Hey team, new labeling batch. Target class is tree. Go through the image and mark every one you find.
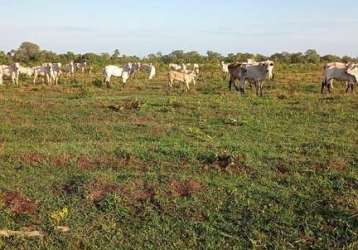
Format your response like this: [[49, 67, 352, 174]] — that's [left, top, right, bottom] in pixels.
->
[[207, 50, 222, 62], [305, 49, 320, 64], [0, 50, 9, 64], [112, 49, 120, 58], [14, 42, 41, 62]]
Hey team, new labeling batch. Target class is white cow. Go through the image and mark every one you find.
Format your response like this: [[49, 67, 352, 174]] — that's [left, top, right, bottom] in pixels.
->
[[51, 63, 62, 85], [63, 61, 75, 77], [142, 63, 156, 80], [75, 62, 88, 73], [0, 63, 20, 85], [229, 61, 274, 96], [103, 65, 131, 87], [19, 66, 34, 78], [322, 62, 358, 94], [168, 70, 197, 92], [33, 64, 54, 85], [169, 63, 183, 71], [220, 61, 230, 76]]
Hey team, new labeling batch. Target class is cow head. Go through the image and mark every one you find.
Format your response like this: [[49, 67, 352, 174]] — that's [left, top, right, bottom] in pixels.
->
[[346, 63, 358, 82], [13, 62, 21, 71], [260, 60, 275, 80]]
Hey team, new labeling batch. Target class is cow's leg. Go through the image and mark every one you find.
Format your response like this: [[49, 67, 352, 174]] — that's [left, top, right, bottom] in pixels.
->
[[239, 79, 245, 95], [260, 82, 264, 97], [0, 74, 3, 85], [346, 82, 354, 93], [327, 80, 332, 94], [232, 77, 240, 91], [255, 81, 259, 96], [321, 80, 326, 94], [185, 80, 190, 92], [105, 75, 111, 88], [229, 77, 233, 90]]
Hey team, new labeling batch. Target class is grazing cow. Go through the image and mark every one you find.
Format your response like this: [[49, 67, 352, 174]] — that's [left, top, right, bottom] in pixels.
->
[[33, 64, 54, 85], [168, 70, 197, 91], [0, 63, 21, 85], [322, 62, 358, 94], [103, 65, 131, 87], [229, 61, 274, 96]]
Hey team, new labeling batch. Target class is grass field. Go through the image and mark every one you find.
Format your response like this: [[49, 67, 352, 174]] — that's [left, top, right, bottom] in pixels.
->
[[0, 65, 357, 249]]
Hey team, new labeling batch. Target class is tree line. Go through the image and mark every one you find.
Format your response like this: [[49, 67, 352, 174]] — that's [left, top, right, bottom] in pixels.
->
[[1, 42, 357, 67]]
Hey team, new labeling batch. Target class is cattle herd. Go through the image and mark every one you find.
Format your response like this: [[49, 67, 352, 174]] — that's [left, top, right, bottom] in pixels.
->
[[0, 59, 357, 96]]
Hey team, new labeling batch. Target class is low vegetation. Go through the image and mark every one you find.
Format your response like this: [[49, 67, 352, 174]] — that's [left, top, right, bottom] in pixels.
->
[[0, 54, 357, 249]]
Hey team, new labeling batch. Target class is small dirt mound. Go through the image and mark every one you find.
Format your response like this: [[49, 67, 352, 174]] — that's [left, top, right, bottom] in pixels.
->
[[276, 163, 290, 175], [199, 152, 251, 174], [1, 191, 38, 215], [168, 179, 203, 198], [120, 180, 156, 204], [314, 159, 347, 172], [61, 175, 87, 196], [86, 180, 119, 203]]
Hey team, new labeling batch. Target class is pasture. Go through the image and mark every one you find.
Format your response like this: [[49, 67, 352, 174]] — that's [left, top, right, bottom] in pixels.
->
[[0, 64, 357, 249]]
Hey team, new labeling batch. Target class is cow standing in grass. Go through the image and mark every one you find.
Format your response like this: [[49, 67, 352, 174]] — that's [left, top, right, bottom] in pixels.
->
[[168, 70, 197, 92], [103, 65, 131, 87], [229, 61, 274, 96], [63, 61, 75, 78], [33, 63, 54, 85], [142, 63, 156, 80], [0, 63, 21, 85], [321, 62, 358, 94]]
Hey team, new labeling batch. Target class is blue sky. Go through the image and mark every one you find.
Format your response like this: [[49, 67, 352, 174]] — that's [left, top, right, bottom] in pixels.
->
[[0, 0, 357, 56]]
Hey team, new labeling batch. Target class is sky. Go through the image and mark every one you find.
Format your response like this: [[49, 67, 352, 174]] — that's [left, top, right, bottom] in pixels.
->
[[0, 0, 357, 57]]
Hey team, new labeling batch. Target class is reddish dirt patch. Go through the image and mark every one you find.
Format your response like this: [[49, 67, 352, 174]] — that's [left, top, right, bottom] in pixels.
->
[[51, 154, 71, 167], [328, 160, 347, 172], [19, 153, 47, 166], [76, 154, 146, 171], [168, 179, 203, 198], [313, 159, 347, 172], [1, 191, 38, 215], [86, 180, 119, 203]]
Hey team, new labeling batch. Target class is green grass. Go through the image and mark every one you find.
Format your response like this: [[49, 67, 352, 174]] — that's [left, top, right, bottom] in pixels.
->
[[0, 67, 357, 249]]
